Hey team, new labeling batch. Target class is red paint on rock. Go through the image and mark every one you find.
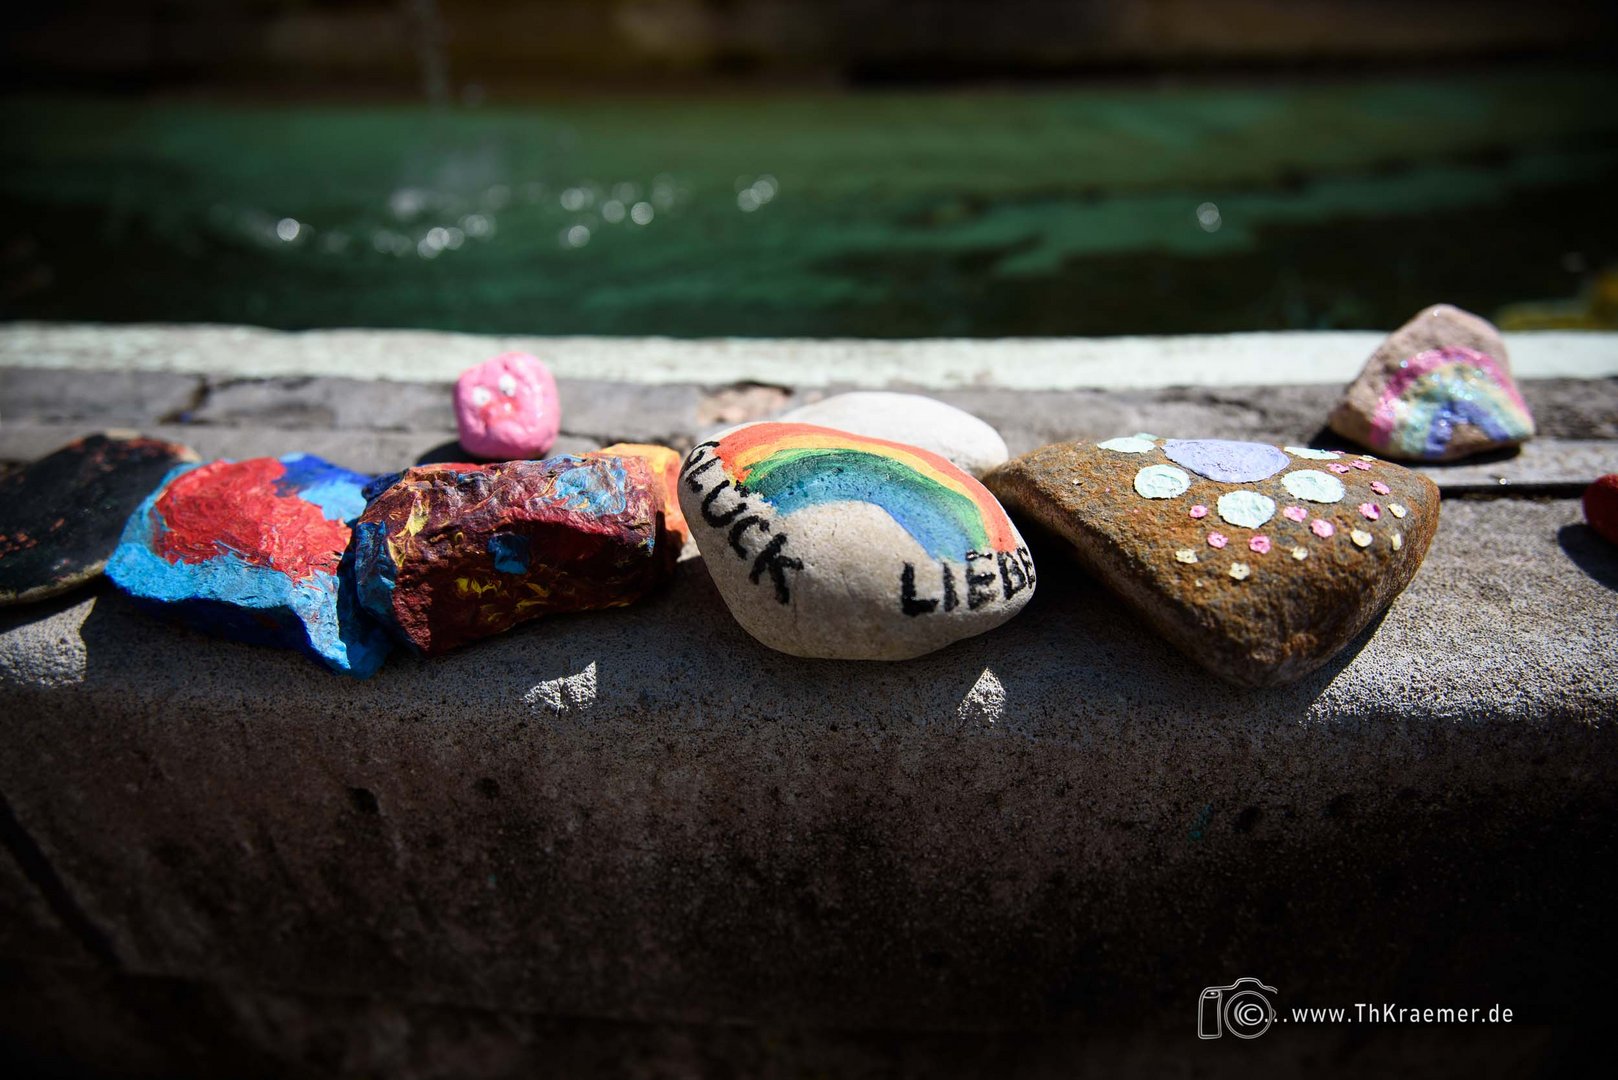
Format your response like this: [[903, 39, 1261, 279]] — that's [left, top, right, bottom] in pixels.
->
[[153, 458, 350, 580], [1585, 474, 1618, 546]]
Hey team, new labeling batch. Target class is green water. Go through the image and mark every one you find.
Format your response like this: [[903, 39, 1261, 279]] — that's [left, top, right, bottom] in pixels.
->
[[2, 68, 1615, 336]]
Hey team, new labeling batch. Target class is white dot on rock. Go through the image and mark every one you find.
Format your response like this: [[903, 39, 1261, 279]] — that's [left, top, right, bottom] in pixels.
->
[[1216, 490, 1276, 529], [1134, 464, 1191, 499], [1099, 435, 1156, 454], [1282, 469, 1346, 503]]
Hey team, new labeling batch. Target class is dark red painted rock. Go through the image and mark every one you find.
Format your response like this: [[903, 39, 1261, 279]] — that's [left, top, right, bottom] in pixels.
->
[[353, 454, 679, 655], [0, 432, 198, 605], [1585, 474, 1618, 547]]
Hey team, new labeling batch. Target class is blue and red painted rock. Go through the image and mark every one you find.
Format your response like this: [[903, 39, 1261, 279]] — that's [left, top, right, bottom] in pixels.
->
[[353, 454, 679, 655], [106, 454, 392, 677], [1329, 305, 1535, 462], [1585, 474, 1618, 547], [0, 433, 199, 605], [984, 436, 1440, 687]]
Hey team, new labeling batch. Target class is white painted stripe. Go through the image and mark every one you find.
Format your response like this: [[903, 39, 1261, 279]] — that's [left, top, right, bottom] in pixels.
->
[[2, 322, 1614, 389]]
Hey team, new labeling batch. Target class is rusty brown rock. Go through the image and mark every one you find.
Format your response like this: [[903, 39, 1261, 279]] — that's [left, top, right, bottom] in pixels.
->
[[984, 437, 1440, 687]]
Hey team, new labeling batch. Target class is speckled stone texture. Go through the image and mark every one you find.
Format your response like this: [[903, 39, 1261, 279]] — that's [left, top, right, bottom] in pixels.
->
[[353, 455, 679, 655], [1329, 304, 1536, 462], [985, 438, 1439, 687], [0, 432, 198, 605], [680, 423, 1034, 660]]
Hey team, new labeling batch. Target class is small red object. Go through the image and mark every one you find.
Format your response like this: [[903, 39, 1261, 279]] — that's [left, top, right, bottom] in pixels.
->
[[1585, 474, 1618, 546]]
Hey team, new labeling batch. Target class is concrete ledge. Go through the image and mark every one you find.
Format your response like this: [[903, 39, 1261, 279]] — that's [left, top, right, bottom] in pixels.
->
[[2, 497, 1616, 1032], [4, 322, 1616, 388], [3, 327, 1618, 1069]]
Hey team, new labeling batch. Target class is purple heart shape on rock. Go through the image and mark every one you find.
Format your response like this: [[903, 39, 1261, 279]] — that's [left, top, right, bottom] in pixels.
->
[[1162, 439, 1289, 483]]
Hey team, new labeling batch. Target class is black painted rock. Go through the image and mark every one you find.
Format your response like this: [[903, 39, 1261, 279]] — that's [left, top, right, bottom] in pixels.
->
[[0, 432, 198, 605], [984, 436, 1441, 687]]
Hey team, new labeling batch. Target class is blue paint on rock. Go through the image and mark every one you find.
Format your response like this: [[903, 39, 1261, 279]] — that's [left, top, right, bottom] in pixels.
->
[[106, 457, 392, 678], [488, 532, 531, 574], [1162, 439, 1289, 484]]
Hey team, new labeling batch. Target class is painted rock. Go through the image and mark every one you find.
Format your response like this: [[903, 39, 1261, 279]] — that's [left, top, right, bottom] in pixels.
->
[[778, 391, 1009, 476], [679, 423, 1035, 661], [1328, 304, 1535, 461], [106, 455, 392, 677], [1585, 474, 1618, 547], [590, 442, 689, 545], [353, 454, 678, 655], [0, 433, 199, 605], [984, 436, 1440, 687], [454, 351, 561, 460]]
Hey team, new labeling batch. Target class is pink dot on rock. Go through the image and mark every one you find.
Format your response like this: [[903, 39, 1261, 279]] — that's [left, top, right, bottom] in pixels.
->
[[1359, 502, 1381, 520], [1249, 535, 1271, 554], [1351, 460, 1373, 470], [1207, 532, 1228, 549], [1370, 481, 1391, 495], [1282, 505, 1307, 522], [454, 352, 561, 460], [1328, 463, 1351, 474], [1189, 505, 1208, 519], [1311, 519, 1335, 538]]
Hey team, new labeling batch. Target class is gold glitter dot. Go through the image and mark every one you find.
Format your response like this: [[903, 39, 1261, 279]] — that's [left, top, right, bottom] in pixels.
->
[[1229, 562, 1251, 581], [1290, 546, 1309, 560], [1389, 503, 1407, 518], [1174, 548, 1198, 564], [1351, 529, 1373, 548], [1390, 531, 1403, 550], [1359, 454, 1376, 461]]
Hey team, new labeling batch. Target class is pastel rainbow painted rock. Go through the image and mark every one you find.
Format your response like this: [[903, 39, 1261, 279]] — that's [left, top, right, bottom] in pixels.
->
[[0, 432, 198, 606], [454, 351, 561, 460], [984, 436, 1440, 687], [679, 422, 1035, 661], [353, 454, 679, 655], [1329, 304, 1535, 462], [106, 454, 392, 677]]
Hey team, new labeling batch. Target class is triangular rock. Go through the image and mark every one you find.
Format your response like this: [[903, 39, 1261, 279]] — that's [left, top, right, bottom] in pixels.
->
[[984, 437, 1440, 687], [1329, 304, 1535, 461]]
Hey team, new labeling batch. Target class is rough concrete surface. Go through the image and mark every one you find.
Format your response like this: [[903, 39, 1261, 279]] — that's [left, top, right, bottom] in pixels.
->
[[1, 499, 1615, 1033], [2, 334, 1617, 1075]]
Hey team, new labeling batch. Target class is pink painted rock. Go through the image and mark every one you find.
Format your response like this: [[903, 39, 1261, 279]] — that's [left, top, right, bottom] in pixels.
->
[[454, 352, 561, 460]]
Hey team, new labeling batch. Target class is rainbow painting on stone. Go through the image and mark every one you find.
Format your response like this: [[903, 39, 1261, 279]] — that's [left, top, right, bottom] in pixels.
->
[[1368, 345, 1535, 460], [712, 423, 1020, 559]]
